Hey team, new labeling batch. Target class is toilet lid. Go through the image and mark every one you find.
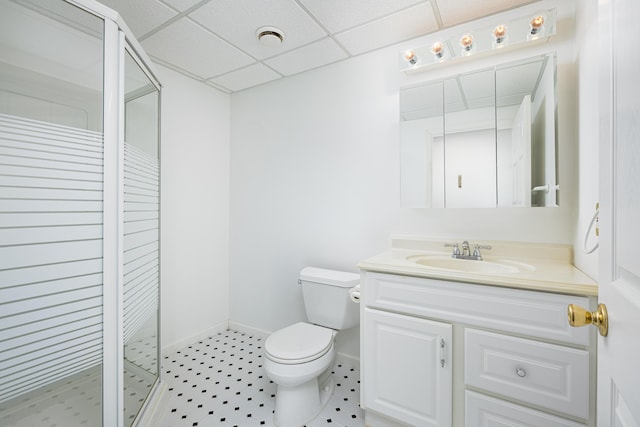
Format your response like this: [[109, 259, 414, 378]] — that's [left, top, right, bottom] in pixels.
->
[[265, 322, 333, 364]]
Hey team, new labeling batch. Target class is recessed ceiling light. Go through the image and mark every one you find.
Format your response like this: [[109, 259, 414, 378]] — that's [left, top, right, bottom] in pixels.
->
[[256, 26, 284, 46]]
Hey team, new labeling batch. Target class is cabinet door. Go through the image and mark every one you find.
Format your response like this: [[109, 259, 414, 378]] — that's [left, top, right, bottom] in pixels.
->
[[362, 308, 452, 426]]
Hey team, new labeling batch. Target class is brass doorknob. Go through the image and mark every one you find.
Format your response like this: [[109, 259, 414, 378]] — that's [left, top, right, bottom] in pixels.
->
[[567, 303, 608, 337]]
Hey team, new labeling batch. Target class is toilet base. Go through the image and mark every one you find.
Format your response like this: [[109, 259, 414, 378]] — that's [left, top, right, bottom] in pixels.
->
[[273, 373, 334, 427]]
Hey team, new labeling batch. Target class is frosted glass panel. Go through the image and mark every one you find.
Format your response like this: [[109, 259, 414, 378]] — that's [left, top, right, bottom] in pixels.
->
[[0, 1, 104, 424]]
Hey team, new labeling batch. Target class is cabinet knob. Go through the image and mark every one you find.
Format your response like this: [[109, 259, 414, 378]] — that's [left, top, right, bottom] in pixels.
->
[[515, 368, 527, 378], [567, 303, 608, 337]]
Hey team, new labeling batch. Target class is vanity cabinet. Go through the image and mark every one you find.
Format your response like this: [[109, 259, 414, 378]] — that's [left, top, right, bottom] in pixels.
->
[[360, 271, 596, 427]]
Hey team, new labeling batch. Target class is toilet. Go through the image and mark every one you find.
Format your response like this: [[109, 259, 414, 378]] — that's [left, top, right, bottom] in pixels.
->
[[264, 267, 360, 427]]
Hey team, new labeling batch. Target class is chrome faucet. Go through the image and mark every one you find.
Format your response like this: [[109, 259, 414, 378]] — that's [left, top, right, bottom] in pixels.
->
[[461, 240, 471, 257], [445, 241, 492, 260]]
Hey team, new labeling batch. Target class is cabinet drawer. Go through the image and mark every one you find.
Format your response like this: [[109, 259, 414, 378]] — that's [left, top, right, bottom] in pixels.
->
[[364, 272, 591, 345], [465, 329, 589, 419], [465, 390, 586, 427]]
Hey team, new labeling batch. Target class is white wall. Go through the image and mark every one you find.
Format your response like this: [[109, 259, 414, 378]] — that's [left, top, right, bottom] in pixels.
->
[[159, 64, 231, 352], [229, 1, 581, 358], [573, 0, 600, 279]]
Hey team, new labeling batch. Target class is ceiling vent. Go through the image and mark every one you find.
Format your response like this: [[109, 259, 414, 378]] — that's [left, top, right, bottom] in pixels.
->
[[256, 26, 285, 46]]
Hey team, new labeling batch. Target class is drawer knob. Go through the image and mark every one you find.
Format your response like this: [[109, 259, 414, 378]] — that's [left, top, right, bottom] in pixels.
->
[[515, 368, 527, 378], [567, 303, 608, 337]]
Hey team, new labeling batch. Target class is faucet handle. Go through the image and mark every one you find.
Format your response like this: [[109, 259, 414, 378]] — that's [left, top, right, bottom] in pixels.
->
[[444, 243, 460, 256], [472, 244, 492, 259], [474, 244, 492, 251]]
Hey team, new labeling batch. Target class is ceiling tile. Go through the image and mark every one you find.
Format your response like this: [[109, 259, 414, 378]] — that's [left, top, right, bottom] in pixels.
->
[[95, 0, 547, 93], [434, 0, 536, 27], [141, 18, 255, 79], [336, 2, 439, 56], [189, 0, 327, 60], [298, 0, 427, 33], [98, 0, 177, 37], [209, 63, 282, 92], [160, 0, 201, 12], [264, 37, 348, 76]]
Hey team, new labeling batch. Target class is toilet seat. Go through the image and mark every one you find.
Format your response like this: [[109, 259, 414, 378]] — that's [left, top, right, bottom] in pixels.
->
[[265, 322, 333, 365]]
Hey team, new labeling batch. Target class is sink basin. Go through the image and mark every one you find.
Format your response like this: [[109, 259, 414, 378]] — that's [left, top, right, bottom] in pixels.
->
[[406, 254, 534, 275]]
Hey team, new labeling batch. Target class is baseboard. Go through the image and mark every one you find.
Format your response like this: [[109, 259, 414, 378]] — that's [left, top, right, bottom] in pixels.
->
[[227, 320, 271, 339], [162, 320, 229, 356], [336, 351, 360, 368]]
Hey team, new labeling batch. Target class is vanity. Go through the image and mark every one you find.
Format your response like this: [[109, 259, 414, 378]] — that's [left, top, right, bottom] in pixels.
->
[[358, 237, 598, 427]]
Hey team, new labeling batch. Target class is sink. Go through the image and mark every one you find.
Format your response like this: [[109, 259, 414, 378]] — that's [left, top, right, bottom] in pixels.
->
[[406, 254, 534, 275]]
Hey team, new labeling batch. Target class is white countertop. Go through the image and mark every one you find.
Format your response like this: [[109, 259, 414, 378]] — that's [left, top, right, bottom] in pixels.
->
[[357, 237, 598, 297]]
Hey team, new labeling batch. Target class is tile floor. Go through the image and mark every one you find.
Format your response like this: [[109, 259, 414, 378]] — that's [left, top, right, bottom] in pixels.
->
[[0, 329, 364, 427], [158, 329, 365, 427], [0, 363, 152, 427]]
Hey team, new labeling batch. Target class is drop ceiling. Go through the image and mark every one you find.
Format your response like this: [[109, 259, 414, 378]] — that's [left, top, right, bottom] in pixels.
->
[[97, 0, 538, 93]]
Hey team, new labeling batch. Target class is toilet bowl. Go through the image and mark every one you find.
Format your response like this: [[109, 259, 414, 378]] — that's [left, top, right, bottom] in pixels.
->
[[263, 267, 360, 427], [264, 322, 336, 427]]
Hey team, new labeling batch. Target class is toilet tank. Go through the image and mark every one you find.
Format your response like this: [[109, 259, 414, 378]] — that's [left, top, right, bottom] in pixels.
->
[[299, 267, 360, 330]]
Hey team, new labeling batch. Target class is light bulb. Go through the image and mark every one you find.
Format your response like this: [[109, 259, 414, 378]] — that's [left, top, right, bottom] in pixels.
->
[[529, 15, 545, 37], [404, 49, 418, 65], [493, 25, 507, 44], [493, 25, 507, 46], [460, 35, 474, 55], [431, 42, 445, 60]]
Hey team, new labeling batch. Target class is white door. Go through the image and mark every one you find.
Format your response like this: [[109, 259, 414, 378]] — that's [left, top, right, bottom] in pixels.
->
[[597, 0, 640, 424]]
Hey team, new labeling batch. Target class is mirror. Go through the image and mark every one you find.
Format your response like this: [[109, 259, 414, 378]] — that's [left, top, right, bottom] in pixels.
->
[[122, 50, 160, 425], [400, 53, 557, 208]]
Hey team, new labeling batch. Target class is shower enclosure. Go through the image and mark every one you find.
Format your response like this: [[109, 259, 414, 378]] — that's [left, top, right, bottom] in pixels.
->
[[0, 0, 161, 426]]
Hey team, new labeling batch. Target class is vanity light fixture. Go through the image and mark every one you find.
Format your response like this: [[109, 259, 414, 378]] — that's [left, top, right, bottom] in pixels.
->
[[399, 8, 555, 73], [257, 26, 285, 46], [492, 25, 508, 47], [403, 49, 418, 65], [431, 41, 445, 61], [460, 34, 474, 55]]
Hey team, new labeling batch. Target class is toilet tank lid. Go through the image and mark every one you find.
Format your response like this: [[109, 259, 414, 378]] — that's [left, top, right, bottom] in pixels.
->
[[299, 267, 360, 288]]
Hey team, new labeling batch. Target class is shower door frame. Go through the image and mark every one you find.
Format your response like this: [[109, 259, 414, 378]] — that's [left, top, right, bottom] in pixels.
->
[[64, 1, 163, 425]]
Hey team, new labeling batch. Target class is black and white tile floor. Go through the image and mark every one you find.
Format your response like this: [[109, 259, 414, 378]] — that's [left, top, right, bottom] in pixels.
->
[[158, 329, 365, 427]]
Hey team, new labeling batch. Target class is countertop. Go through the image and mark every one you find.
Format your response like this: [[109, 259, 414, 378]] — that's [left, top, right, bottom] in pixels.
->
[[357, 237, 598, 297]]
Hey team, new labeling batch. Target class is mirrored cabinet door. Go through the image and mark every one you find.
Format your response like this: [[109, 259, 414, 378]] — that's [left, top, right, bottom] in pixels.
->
[[400, 81, 443, 208], [400, 53, 557, 208], [443, 68, 496, 208]]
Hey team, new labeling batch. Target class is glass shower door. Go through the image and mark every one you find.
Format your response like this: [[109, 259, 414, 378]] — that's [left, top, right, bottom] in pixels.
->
[[122, 49, 160, 425]]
